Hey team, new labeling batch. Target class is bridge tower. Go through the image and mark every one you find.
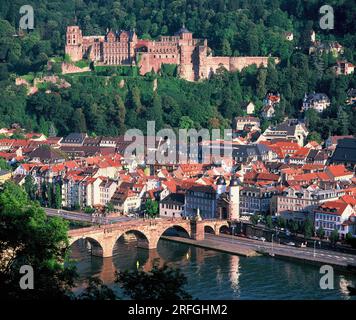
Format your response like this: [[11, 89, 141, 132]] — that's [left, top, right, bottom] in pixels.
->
[[229, 176, 240, 221], [190, 210, 204, 240]]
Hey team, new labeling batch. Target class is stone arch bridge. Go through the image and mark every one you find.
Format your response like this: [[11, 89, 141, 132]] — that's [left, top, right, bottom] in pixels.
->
[[68, 218, 230, 257]]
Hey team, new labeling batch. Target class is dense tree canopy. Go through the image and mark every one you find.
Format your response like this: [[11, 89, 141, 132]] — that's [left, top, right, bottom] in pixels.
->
[[0, 181, 76, 299], [0, 0, 355, 139]]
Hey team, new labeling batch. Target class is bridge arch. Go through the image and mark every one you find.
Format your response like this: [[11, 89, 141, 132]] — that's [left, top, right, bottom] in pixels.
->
[[148, 224, 191, 250], [160, 224, 191, 238], [219, 224, 230, 234], [204, 225, 216, 235], [114, 229, 150, 251], [68, 236, 104, 257]]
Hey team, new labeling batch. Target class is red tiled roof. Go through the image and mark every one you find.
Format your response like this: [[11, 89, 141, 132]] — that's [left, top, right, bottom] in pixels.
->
[[318, 200, 349, 215], [161, 179, 177, 193], [256, 172, 280, 181], [339, 195, 356, 207], [301, 164, 325, 172], [0, 139, 14, 146], [11, 139, 29, 147], [290, 147, 310, 159], [327, 165, 353, 178], [0, 152, 16, 160]]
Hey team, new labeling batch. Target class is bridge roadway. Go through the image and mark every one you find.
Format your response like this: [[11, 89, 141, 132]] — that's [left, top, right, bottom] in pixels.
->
[[44, 207, 133, 224]]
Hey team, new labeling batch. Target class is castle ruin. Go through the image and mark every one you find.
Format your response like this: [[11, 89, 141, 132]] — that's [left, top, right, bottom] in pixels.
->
[[65, 25, 273, 81]]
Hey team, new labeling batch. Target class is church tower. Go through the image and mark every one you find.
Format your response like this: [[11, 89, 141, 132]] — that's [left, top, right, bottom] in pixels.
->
[[216, 176, 227, 197], [65, 26, 83, 62], [229, 176, 240, 221]]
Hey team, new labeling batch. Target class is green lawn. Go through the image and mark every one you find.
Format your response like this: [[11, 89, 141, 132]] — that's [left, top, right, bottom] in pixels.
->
[[22, 74, 35, 82], [74, 60, 90, 69]]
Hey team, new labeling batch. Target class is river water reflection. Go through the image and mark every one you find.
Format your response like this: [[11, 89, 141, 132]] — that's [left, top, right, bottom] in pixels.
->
[[70, 238, 356, 300]]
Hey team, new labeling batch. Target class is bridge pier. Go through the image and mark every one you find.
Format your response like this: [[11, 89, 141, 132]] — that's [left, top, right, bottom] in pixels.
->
[[190, 221, 205, 241], [101, 238, 116, 258]]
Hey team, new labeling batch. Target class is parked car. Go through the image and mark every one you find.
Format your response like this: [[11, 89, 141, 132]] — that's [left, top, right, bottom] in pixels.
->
[[286, 242, 296, 247], [298, 242, 307, 248], [259, 237, 266, 242]]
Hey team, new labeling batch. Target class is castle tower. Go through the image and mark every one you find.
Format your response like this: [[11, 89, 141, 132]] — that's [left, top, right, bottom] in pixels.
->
[[65, 26, 83, 62], [198, 43, 208, 80], [229, 176, 240, 221], [176, 26, 195, 81], [178, 24, 193, 41], [129, 31, 138, 64]]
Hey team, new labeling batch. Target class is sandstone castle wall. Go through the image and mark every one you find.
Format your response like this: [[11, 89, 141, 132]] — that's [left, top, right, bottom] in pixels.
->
[[65, 26, 274, 81]]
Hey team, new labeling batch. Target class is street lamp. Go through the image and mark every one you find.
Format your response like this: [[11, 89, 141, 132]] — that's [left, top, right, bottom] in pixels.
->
[[271, 234, 275, 256], [313, 240, 316, 258]]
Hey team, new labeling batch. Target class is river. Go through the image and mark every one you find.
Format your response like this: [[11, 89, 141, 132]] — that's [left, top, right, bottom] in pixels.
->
[[70, 238, 356, 300]]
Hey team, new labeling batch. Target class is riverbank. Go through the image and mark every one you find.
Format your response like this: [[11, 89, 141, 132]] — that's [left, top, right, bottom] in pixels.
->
[[161, 236, 259, 257], [163, 234, 356, 273], [257, 248, 356, 273]]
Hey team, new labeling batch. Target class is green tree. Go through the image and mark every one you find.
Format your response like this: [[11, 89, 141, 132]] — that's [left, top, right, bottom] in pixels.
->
[[179, 116, 194, 130], [130, 86, 143, 114], [0, 182, 76, 299], [337, 108, 350, 136], [47, 183, 53, 208], [265, 215, 273, 229], [105, 202, 115, 214], [290, 220, 299, 236], [145, 198, 159, 218], [115, 95, 126, 134], [72, 108, 87, 133], [266, 60, 279, 91], [24, 175, 37, 201], [316, 227, 325, 239], [116, 264, 192, 300], [0, 158, 12, 171], [54, 183, 62, 209], [303, 218, 313, 239], [250, 214, 259, 225], [330, 229, 339, 245], [78, 277, 116, 300], [276, 217, 286, 229], [256, 68, 267, 99], [307, 131, 322, 144], [221, 38, 232, 56], [345, 232, 353, 243], [147, 94, 163, 130]]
